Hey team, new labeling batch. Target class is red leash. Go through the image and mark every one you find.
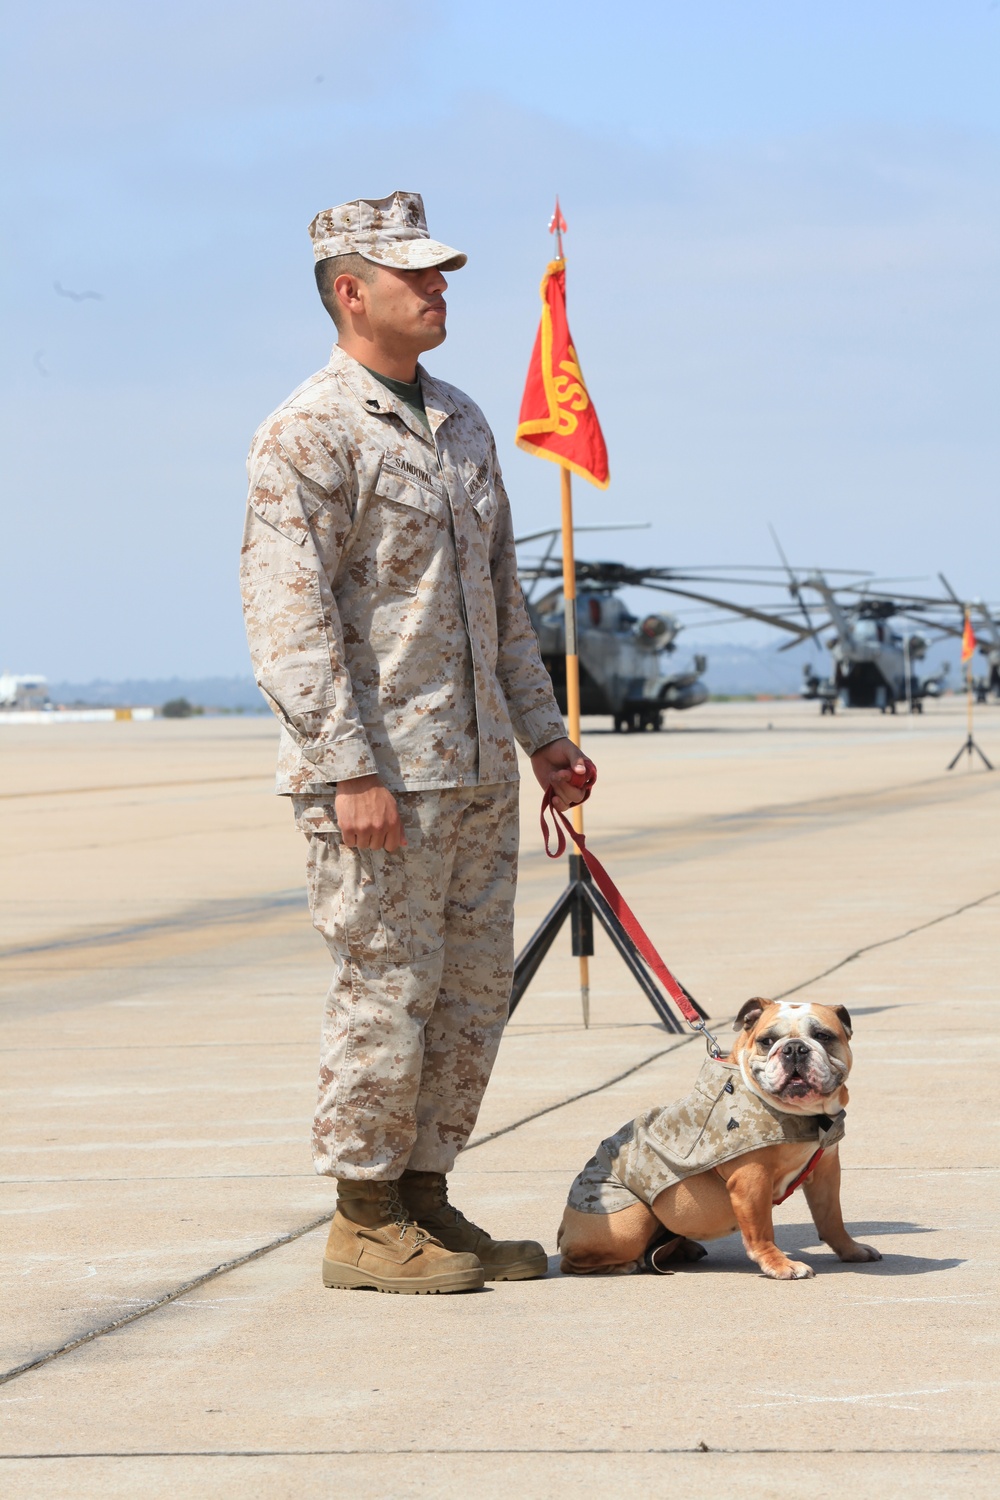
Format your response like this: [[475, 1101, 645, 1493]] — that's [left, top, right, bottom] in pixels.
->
[[542, 771, 824, 1198], [541, 774, 718, 1050]]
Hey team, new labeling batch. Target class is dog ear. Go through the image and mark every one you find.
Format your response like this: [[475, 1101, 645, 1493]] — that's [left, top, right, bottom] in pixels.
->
[[832, 1004, 853, 1038], [734, 997, 768, 1031]]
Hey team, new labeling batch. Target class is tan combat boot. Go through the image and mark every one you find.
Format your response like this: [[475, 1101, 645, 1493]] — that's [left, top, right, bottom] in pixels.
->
[[400, 1170, 548, 1282], [323, 1179, 484, 1294]]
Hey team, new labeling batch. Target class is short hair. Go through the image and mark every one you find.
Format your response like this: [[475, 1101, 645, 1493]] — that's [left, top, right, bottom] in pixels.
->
[[315, 253, 378, 330]]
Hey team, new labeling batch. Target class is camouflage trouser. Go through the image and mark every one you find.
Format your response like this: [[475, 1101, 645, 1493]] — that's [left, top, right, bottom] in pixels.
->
[[293, 784, 519, 1180]]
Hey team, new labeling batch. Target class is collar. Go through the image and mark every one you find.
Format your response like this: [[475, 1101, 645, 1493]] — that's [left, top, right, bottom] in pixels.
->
[[328, 344, 455, 443], [417, 365, 459, 438]]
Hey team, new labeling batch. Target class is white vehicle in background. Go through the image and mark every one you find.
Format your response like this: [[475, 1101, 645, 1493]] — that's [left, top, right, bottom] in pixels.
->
[[0, 673, 50, 711]]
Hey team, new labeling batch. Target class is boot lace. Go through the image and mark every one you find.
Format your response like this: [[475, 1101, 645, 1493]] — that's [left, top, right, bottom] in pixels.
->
[[384, 1180, 431, 1247], [429, 1176, 488, 1239]]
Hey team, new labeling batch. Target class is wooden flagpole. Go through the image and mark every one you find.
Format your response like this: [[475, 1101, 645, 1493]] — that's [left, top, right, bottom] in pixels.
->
[[550, 201, 590, 1025], [966, 610, 975, 747], [947, 606, 993, 770], [559, 462, 589, 1025], [509, 199, 711, 1033], [965, 609, 976, 764]]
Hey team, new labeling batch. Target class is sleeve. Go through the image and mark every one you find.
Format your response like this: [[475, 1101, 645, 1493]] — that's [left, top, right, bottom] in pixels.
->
[[487, 443, 568, 755], [240, 415, 378, 783]]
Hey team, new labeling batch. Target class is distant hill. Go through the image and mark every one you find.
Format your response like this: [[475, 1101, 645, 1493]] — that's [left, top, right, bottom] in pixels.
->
[[47, 676, 269, 711], [679, 640, 814, 696], [676, 636, 964, 697], [47, 634, 968, 711]]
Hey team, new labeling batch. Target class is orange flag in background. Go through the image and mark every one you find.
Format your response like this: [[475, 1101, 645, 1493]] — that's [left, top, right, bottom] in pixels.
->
[[961, 611, 977, 664], [515, 258, 609, 488]]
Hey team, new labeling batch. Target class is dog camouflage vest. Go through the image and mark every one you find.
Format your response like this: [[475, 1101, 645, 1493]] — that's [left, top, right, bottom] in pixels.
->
[[567, 1056, 847, 1215]]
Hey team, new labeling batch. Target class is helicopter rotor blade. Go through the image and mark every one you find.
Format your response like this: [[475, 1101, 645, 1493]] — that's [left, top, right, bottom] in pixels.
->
[[515, 523, 651, 546], [637, 581, 816, 638], [768, 524, 824, 647], [776, 618, 834, 652]]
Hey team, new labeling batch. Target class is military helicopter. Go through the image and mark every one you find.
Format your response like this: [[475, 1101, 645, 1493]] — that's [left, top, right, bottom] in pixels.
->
[[734, 533, 950, 714], [969, 608, 1000, 702], [517, 529, 965, 720], [789, 578, 949, 714], [517, 528, 709, 731], [617, 528, 958, 716]]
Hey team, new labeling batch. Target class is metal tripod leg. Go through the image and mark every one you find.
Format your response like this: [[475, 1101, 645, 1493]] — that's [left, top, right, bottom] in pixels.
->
[[508, 865, 704, 1034], [507, 882, 577, 1016], [947, 734, 994, 771], [580, 881, 684, 1033]]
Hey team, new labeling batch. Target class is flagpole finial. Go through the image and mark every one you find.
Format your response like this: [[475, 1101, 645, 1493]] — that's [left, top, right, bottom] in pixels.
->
[[548, 196, 567, 260]]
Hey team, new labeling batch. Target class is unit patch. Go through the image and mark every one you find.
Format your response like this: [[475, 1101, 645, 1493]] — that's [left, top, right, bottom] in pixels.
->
[[465, 459, 490, 500]]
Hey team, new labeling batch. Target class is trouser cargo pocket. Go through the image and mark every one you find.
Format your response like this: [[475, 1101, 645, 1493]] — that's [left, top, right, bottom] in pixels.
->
[[294, 799, 415, 965]]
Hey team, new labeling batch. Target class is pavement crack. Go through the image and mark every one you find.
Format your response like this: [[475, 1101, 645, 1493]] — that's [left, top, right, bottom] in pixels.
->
[[0, 1215, 331, 1389], [463, 1036, 698, 1151], [1, 1446, 996, 1458], [774, 887, 1000, 1000], [0, 1039, 698, 1390], [5, 884, 997, 1390]]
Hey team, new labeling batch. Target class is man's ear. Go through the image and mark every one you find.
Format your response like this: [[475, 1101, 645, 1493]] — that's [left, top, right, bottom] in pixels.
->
[[832, 1005, 853, 1038], [734, 997, 769, 1032]]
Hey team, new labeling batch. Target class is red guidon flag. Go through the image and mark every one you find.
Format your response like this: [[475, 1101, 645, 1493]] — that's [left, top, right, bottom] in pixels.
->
[[961, 611, 977, 664], [515, 258, 609, 488]]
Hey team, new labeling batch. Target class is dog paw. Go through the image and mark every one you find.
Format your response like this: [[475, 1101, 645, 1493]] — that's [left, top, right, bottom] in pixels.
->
[[838, 1241, 882, 1263], [760, 1258, 815, 1280]]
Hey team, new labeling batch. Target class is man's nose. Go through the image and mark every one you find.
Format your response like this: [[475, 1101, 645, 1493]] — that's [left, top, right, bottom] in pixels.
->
[[781, 1040, 811, 1066]]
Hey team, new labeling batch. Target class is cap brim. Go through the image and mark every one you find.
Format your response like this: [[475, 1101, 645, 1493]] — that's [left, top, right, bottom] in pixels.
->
[[361, 239, 467, 272]]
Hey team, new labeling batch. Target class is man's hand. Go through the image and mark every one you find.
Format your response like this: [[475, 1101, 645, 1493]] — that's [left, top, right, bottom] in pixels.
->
[[335, 774, 407, 851], [529, 738, 596, 811]]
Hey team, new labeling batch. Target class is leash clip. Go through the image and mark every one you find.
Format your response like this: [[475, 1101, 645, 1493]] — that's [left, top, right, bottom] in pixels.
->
[[692, 1019, 723, 1059]]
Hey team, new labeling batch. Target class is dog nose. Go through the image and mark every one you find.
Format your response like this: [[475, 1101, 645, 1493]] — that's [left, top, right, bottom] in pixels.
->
[[781, 1040, 811, 1065]]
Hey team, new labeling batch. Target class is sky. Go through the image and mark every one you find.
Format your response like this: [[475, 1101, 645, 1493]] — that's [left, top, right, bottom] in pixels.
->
[[2, 1, 999, 679]]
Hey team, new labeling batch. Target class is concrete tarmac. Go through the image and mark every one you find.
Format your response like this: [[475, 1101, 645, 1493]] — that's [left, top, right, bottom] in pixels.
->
[[1, 701, 998, 1498]]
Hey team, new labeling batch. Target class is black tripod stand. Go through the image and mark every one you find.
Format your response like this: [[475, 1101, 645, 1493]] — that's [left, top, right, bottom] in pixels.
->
[[507, 853, 709, 1033], [947, 733, 993, 771], [947, 673, 994, 772]]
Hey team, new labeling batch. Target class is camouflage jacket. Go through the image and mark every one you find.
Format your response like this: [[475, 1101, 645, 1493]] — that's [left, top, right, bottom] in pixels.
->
[[241, 346, 565, 793], [567, 1057, 847, 1214]]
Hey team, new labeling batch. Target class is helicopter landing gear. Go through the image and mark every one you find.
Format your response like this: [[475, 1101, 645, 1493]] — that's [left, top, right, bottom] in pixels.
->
[[615, 707, 663, 733], [910, 700, 923, 714], [820, 701, 836, 716]]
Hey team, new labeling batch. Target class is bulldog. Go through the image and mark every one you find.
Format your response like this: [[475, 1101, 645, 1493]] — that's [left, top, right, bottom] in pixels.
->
[[557, 998, 882, 1280]]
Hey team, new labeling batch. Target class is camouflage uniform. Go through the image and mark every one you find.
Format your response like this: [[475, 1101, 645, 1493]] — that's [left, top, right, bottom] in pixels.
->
[[242, 343, 565, 1180], [566, 1058, 847, 1215]]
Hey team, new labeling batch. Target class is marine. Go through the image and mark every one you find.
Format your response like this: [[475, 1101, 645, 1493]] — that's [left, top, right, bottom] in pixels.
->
[[241, 190, 595, 1293]]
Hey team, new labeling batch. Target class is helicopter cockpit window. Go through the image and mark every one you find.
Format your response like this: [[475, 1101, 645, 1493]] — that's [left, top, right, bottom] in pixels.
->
[[589, 599, 602, 626]]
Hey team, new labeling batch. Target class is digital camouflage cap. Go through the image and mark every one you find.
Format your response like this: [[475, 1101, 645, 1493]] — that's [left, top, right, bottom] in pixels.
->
[[309, 191, 467, 272]]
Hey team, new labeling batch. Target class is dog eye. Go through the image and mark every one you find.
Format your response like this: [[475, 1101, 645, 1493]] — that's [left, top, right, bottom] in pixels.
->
[[813, 1030, 835, 1045], [757, 1035, 775, 1050]]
